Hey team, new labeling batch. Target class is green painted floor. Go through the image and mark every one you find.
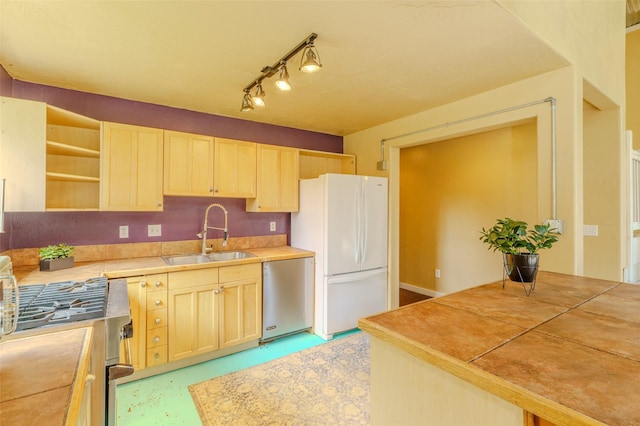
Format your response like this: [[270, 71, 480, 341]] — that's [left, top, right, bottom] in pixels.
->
[[116, 330, 357, 425]]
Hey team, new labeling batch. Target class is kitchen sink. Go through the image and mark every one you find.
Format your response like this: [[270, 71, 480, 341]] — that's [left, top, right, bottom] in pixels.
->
[[161, 251, 256, 265]]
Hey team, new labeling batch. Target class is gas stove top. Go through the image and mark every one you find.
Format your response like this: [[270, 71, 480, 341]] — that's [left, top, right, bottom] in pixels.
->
[[17, 277, 108, 331]]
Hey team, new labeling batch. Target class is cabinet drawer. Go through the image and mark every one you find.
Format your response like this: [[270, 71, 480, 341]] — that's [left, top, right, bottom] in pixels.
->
[[146, 345, 167, 367], [141, 273, 168, 291], [146, 308, 167, 329], [169, 268, 218, 289], [219, 263, 261, 282], [146, 326, 167, 348], [146, 291, 167, 309]]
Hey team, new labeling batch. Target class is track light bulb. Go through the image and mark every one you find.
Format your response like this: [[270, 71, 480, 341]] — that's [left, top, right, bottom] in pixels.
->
[[240, 91, 253, 111], [299, 43, 322, 73], [275, 64, 291, 91], [253, 84, 266, 107]]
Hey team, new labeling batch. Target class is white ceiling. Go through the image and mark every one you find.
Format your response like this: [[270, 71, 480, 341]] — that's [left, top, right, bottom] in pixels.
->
[[0, 1, 570, 136]]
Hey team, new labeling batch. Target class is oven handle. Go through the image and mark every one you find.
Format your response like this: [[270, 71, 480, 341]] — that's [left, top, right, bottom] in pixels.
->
[[108, 363, 135, 381], [121, 321, 133, 365]]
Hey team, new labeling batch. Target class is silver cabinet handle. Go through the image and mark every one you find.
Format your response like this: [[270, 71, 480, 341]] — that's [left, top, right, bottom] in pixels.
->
[[154, 352, 160, 359], [219, 286, 224, 293], [155, 281, 161, 288], [154, 300, 161, 306], [155, 318, 161, 325], [141, 281, 147, 288], [153, 336, 160, 344]]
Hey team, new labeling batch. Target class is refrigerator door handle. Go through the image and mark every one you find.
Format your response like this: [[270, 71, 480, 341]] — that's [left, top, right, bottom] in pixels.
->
[[354, 185, 361, 264], [361, 182, 368, 263]]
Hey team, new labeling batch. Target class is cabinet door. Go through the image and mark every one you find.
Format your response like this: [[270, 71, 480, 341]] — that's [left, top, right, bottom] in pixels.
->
[[164, 130, 214, 196], [101, 122, 163, 211], [168, 284, 218, 361], [219, 264, 262, 348], [0, 96, 46, 211], [246, 144, 299, 212], [213, 138, 256, 198]]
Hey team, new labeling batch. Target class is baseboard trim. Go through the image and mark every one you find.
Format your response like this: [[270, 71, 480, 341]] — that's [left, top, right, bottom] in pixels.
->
[[399, 282, 444, 298]]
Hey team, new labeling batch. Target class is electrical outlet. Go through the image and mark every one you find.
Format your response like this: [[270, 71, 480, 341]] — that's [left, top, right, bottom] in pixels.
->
[[584, 224, 599, 237], [148, 224, 162, 237], [119, 225, 129, 239], [435, 269, 441, 278], [270, 221, 276, 232]]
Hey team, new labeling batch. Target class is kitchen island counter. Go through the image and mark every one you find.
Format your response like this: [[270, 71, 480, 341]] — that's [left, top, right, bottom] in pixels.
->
[[0, 327, 93, 425], [359, 271, 640, 426]]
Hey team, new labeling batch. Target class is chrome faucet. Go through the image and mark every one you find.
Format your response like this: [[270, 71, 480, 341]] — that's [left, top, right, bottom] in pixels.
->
[[196, 203, 228, 254]]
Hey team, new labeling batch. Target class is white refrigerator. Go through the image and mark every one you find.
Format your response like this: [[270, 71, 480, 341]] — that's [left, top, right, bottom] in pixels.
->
[[292, 173, 388, 340]]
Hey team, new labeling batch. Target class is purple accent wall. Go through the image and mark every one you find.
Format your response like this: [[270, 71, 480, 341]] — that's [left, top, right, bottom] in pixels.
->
[[12, 81, 342, 151], [3, 197, 288, 249], [0, 66, 12, 97], [1, 68, 342, 251]]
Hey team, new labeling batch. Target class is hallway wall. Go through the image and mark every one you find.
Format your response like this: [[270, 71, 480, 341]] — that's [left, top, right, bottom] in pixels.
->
[[399, 122, 537, 294]]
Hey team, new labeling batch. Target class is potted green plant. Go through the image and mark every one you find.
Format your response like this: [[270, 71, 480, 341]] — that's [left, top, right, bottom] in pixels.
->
[[479, 218, 559, 284], [38, 243, 75, 271]]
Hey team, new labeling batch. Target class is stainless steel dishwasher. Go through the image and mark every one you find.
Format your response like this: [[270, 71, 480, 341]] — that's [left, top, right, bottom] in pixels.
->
[[261, 257, 314, 341]]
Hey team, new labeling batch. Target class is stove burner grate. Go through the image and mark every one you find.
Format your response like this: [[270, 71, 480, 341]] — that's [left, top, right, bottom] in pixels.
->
[[16, 277, 108, 331]]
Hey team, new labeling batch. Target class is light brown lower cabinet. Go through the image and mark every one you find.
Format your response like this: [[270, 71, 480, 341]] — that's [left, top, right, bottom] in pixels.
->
[[167, 263, 262, 362]]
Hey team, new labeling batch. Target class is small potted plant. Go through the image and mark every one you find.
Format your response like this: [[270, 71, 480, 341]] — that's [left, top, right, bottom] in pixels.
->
[[38, 243, 75, 271], [479, 218, 559, 284]]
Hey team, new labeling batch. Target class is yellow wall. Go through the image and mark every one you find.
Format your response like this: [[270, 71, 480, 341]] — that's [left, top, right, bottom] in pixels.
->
[[498, 0, 626, 106], [628, 29, 640, 148], [346, 66, 580, 301], [345, 1, 626, 304], [399, 123, 537, 293], [583, 101, 623, 280]]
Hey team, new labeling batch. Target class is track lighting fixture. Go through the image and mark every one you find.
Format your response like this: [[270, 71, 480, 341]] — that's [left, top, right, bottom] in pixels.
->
[[241, 33, 321, 112], [275, 63, 291, 91], [240, 90, 253, 112], [299, 41, 322, 73], [253, 83, 266, 107]]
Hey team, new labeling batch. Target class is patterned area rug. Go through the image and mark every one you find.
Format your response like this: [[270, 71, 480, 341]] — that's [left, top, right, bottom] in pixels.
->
[[189, 332, 370, 425]]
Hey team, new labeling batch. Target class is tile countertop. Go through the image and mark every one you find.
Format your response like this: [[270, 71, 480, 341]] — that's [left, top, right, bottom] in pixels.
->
[[14, 246, 314, 284], [358, 271, 640, 426], [0, 327, 93, 425]]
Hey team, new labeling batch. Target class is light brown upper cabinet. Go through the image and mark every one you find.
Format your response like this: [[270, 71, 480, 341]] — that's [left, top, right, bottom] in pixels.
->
[[46, 106, 101, 210], [0, 97, 101, 211], [101, 122, 164, 211], [0, 97, 47, 211], [246, 144, 299, 212], [298, 149, 356, 179], [164, 130, 215, 196], [213, 138, 257, 198]]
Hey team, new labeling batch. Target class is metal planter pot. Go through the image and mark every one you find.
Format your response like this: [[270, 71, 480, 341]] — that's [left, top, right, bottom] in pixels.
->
[[503, 253, 539, 283], [39, 256, 74, 272]]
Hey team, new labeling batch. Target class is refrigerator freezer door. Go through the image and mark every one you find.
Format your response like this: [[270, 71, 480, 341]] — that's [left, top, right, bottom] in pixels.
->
[[325, 174, 361, 276], [320, 268, 387, 340], [361, 176, 388, 271]]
